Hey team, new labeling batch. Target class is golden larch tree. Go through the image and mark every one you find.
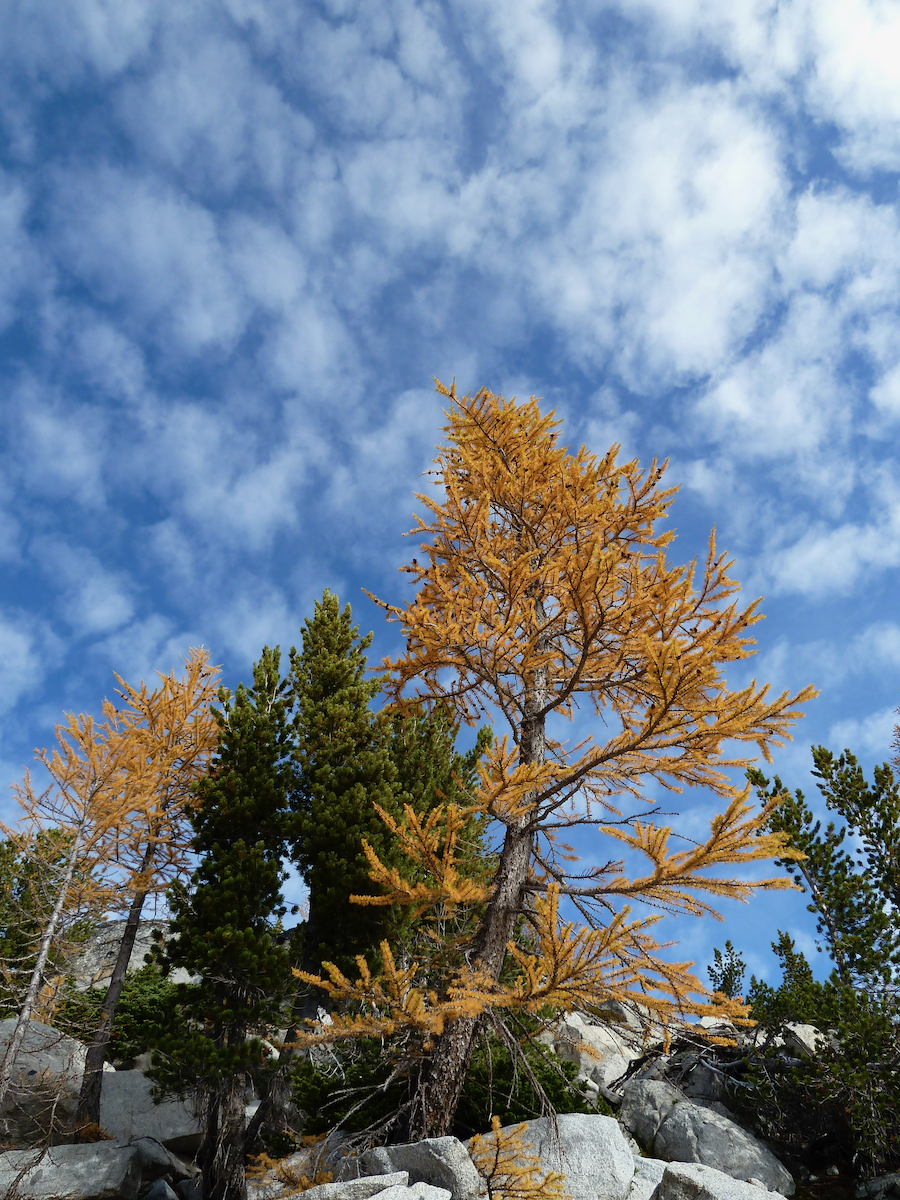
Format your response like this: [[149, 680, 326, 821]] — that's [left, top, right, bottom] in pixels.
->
[[0, 649, 220, 1126], [76, 647, 220, 1127], [296, 381, 817, 1139], [0, 706, 148, 1110]]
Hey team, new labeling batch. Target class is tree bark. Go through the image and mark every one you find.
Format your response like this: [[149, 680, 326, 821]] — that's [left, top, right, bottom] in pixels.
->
[[243, 905, 321, 1152], [202, 1071, 248, 1200], [409, 599, 549, 1139], [75, 840, 155, 1130]]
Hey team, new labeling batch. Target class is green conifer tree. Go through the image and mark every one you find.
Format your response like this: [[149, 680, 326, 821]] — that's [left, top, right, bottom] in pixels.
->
[[736, 752, 900, 1174], [255, 595, 493, 1142], [150, 648, 294, 1200], [385, 704, 493, 952], [287, 591, 400, 990], [749, 752, 900, 990]]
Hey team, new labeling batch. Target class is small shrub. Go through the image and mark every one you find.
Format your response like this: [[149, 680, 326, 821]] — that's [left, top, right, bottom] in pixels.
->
[[54, 963, 180, 1063], [469, 1117, 570, 1200]]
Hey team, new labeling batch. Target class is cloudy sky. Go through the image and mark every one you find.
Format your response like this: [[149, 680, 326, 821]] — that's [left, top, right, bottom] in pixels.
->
[[2, 0, 899, 989]]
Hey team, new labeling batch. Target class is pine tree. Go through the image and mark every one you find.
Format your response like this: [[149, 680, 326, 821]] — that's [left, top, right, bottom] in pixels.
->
[[749, 751, 900, 991], [295, 381, 816, 1139], [707, 940, 746, 1001], [150, 648, 294, 1200], [385, 704, 493, 957], [734, 748, 900, 1173], [253, 602, 493, 1144], [287, 590, 400, 989]]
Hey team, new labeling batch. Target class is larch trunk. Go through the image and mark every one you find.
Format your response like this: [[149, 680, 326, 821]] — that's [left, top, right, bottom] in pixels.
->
[[409, 599, 548, 1139], [75, 843, 154, 1130]]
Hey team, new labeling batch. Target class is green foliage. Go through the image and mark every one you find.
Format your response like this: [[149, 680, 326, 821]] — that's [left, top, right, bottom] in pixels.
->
[[746, 931, 829, 1032], [749, 754, 900, 990], [288, 591, 400, 978], [737, 977, 900, 1175], [384, 704, 493, 959], [54, 963, 179, 1063], [288, 591, 493, 980], [707, 940, 746, 1000], [149, 647, 294, 1099], [453, 1017, 596, 1139], [292, 1017, 593, 1143], [734, 754, 900, 1176], [0, 829, 95, 1017]]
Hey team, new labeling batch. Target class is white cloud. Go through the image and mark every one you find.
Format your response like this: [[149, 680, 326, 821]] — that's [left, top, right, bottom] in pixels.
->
[[0, 171, 39, 330], [762, 519, 900, 597], [92, 615, 209, 691], [0, 612, 54, 716], [64, 315, 148, 406], [830, 704, 898, 759], [33, 537, 135, 636], [472, 75, 788, 389], [9, 381, 108, 509], [51, 167, 250, 356], [694, 292, 845, 459], [801, 0, 900, 174], [115, 32, 314, 197], [2, 0, 158, 84], [870, 364, 900, 419], [136, 400, 326, 553]]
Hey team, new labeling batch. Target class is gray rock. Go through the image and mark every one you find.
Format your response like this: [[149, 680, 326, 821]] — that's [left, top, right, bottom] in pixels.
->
[[145, 1182, 181, 1200], [99, 1070, 202, 1152], [619, 1081, 793, 1197], [695, 1018, 740, 1043], [127, 1136, 196, 1182], [658, 1162, 784, 1200], [780, 1024, 825, 1057], [653, 1099, 793, 1196], [299, 1173, 410, 1200], [679, 1060, 729, 1105], [372, 1186, 450, 1200], [619, 1080, 682, 1147], [0, 1142, 141, 1200], [0, 1017, 87, 1088], [68, 920, 198, 992], [857, 1173, 900, 1199], [491, 1114, 635, 1200], [176, 1178, 203, 1200], [630, 1156, 668, 1200], [0, 1018, 115, 1140], [590, 1000, 645, 1032], [553, 1015, 640, 1087], [357, 1137, 481, 1200]]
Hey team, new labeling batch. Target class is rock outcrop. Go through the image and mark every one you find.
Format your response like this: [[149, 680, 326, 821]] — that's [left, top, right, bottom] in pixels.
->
[[349, 1136, 483, 1200], [619, 1079, 794, 1196], [68, 920, 197, 991], [98, 1069, 203, 1152], [0, 1142, 143, 1200]]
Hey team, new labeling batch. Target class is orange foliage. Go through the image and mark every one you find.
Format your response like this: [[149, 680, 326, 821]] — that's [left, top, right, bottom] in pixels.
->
[[293, 383, 816, 1128]]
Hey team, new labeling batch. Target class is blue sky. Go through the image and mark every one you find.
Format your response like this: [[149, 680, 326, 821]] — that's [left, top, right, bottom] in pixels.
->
[[1, 0, 899, 993]]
